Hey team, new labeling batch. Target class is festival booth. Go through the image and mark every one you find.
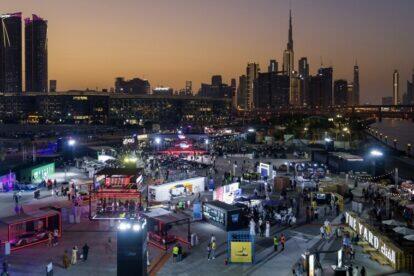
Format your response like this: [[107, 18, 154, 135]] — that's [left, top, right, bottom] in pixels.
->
[[142, 207, 191, 251], [0, 172, 16, 192], [18, 162, 55, 184], [0, 210, 61, 250], [158, 137, 207, 156], [257, 163, 275, 180], [203, 200, 245, 231], [148, 177, 205, 203], [213, 182, 241, 204], [345, 212, 413, 270], [90, 168, 143, 220]]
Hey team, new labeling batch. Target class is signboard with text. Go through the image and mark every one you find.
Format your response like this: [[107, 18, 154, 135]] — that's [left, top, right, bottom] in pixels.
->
[[230, 241, 252, 263], [345, 212, 407, 269]]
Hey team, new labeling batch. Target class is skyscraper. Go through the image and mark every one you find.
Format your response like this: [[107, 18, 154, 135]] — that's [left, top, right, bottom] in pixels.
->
[[334, 79, 348, 106], [347, 83, 354, 106], [289, 72, 301, 106], [185, 81, 192, 95], [393, 70, 400, 105], [255, 72, 289, 109], [246, 62, 260, 110], [318, 67, 333, 108], [25, 14, 48, 92], [0, 13, 22, 92], [237, 75, 247, 110], [282, 10, 294, 76], [353, 62, 359, 105], [49, 80, 57, 92], [230, 78, 237, 108], [268, 60, 278, 73], [298, 57, 309, 106]]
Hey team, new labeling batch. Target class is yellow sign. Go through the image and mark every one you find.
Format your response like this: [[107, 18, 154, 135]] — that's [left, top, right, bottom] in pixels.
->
[[230, 242, 252, 263]]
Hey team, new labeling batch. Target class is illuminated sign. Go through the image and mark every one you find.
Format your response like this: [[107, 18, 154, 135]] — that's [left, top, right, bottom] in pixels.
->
[[230, 242, 252, 263], [123, 137, 135, 145], [73, 96, 88, 101], [345, 212, 396, 264]]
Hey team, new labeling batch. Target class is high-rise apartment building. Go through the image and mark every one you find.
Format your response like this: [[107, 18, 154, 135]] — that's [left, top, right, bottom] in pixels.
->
[[0, 13, 22, 92], [333, 79, 348, 106], [246, 62, 260, 110], [298, 57, 309, 106], [393, 70, 400, 105], [255, 72, 289, 109], [318, 67, 333, 107], [49, 80, 57, 92], [25, 14, 48, 92], [237, 75, 247, 110]]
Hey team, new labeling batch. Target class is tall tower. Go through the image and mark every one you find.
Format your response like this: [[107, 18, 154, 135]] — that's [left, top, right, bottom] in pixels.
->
[[25, 14, 48, 92], [246, 62, 260, 110], [298, 57, 309, 106], [0, 13, 22, 92], [283, 10, 294, 76], [393, 70, 400, 105], [353, 61, 359, 105]]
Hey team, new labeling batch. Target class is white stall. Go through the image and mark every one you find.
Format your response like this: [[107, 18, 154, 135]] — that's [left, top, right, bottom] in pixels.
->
[[149, 177, 205, 202]]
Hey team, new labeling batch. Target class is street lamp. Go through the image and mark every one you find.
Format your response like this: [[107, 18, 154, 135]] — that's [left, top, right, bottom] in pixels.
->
[[155, 137, 161, 144], [247, 128, 255, 133], [68, 139, 76, 147], [369, 149, 383, 177]]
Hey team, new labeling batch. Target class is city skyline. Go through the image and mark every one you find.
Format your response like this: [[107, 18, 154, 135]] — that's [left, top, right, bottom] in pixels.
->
[[1, 0, 414, 104]]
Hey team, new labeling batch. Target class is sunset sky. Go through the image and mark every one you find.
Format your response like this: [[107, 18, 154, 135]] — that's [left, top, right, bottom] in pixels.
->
[[2, 0, 414, 104]]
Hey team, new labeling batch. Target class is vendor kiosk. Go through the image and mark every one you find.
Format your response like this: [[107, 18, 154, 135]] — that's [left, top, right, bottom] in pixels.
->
[[0, 210, 61, 250], [148, 177, 205, 202], [203, 201, 245, 231], [90, 168, 143, 220], [143, 208, 191, 251]]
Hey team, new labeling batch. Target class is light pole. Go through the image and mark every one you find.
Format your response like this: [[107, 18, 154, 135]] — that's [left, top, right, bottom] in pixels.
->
[[369, 149, 383, 177]]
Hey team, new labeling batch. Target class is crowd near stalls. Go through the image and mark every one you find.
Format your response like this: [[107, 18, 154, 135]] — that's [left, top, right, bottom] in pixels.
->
[[90, 168, 143, 220]]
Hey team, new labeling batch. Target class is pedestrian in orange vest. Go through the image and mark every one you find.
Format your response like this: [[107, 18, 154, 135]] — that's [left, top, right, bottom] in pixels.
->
[[280, 233, 286, 251]]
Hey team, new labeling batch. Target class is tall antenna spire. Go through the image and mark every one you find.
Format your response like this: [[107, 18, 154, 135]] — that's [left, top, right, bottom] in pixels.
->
[[287, 9, 293, 51]]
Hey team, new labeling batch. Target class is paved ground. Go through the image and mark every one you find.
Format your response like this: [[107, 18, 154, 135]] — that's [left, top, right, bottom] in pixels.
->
[[0, 162, 408, 275]]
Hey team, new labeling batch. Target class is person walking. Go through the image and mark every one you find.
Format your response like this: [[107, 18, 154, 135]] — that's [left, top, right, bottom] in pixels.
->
[[82, 243, 89, 261], [210, 240, 217, 259], [280, 233, 286, 251], [177, 243, 182, 262], [273, 235, 279, 252], [105, 237, 112, 254], [71, 246, 78, 265], [47, 232, 53, 247], [206, 243, 212, 260], [265, 221, 270, 238], [172, 244, 179, 263], [360, 266, 366, 276], [63, 250, 70, 269]]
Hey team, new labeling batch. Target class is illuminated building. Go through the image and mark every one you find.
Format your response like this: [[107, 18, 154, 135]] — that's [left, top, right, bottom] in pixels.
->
[[152, 87, 173, 96], [393, 70, 400, 105], [353, 62, 359, 105], [334, 79, 348, 106], [0, 92, 231, 126], [25, 14, 48, 93], [246, 62, 260, 110], [0, 13, 22, 92], [282, 10, 294, 76]]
